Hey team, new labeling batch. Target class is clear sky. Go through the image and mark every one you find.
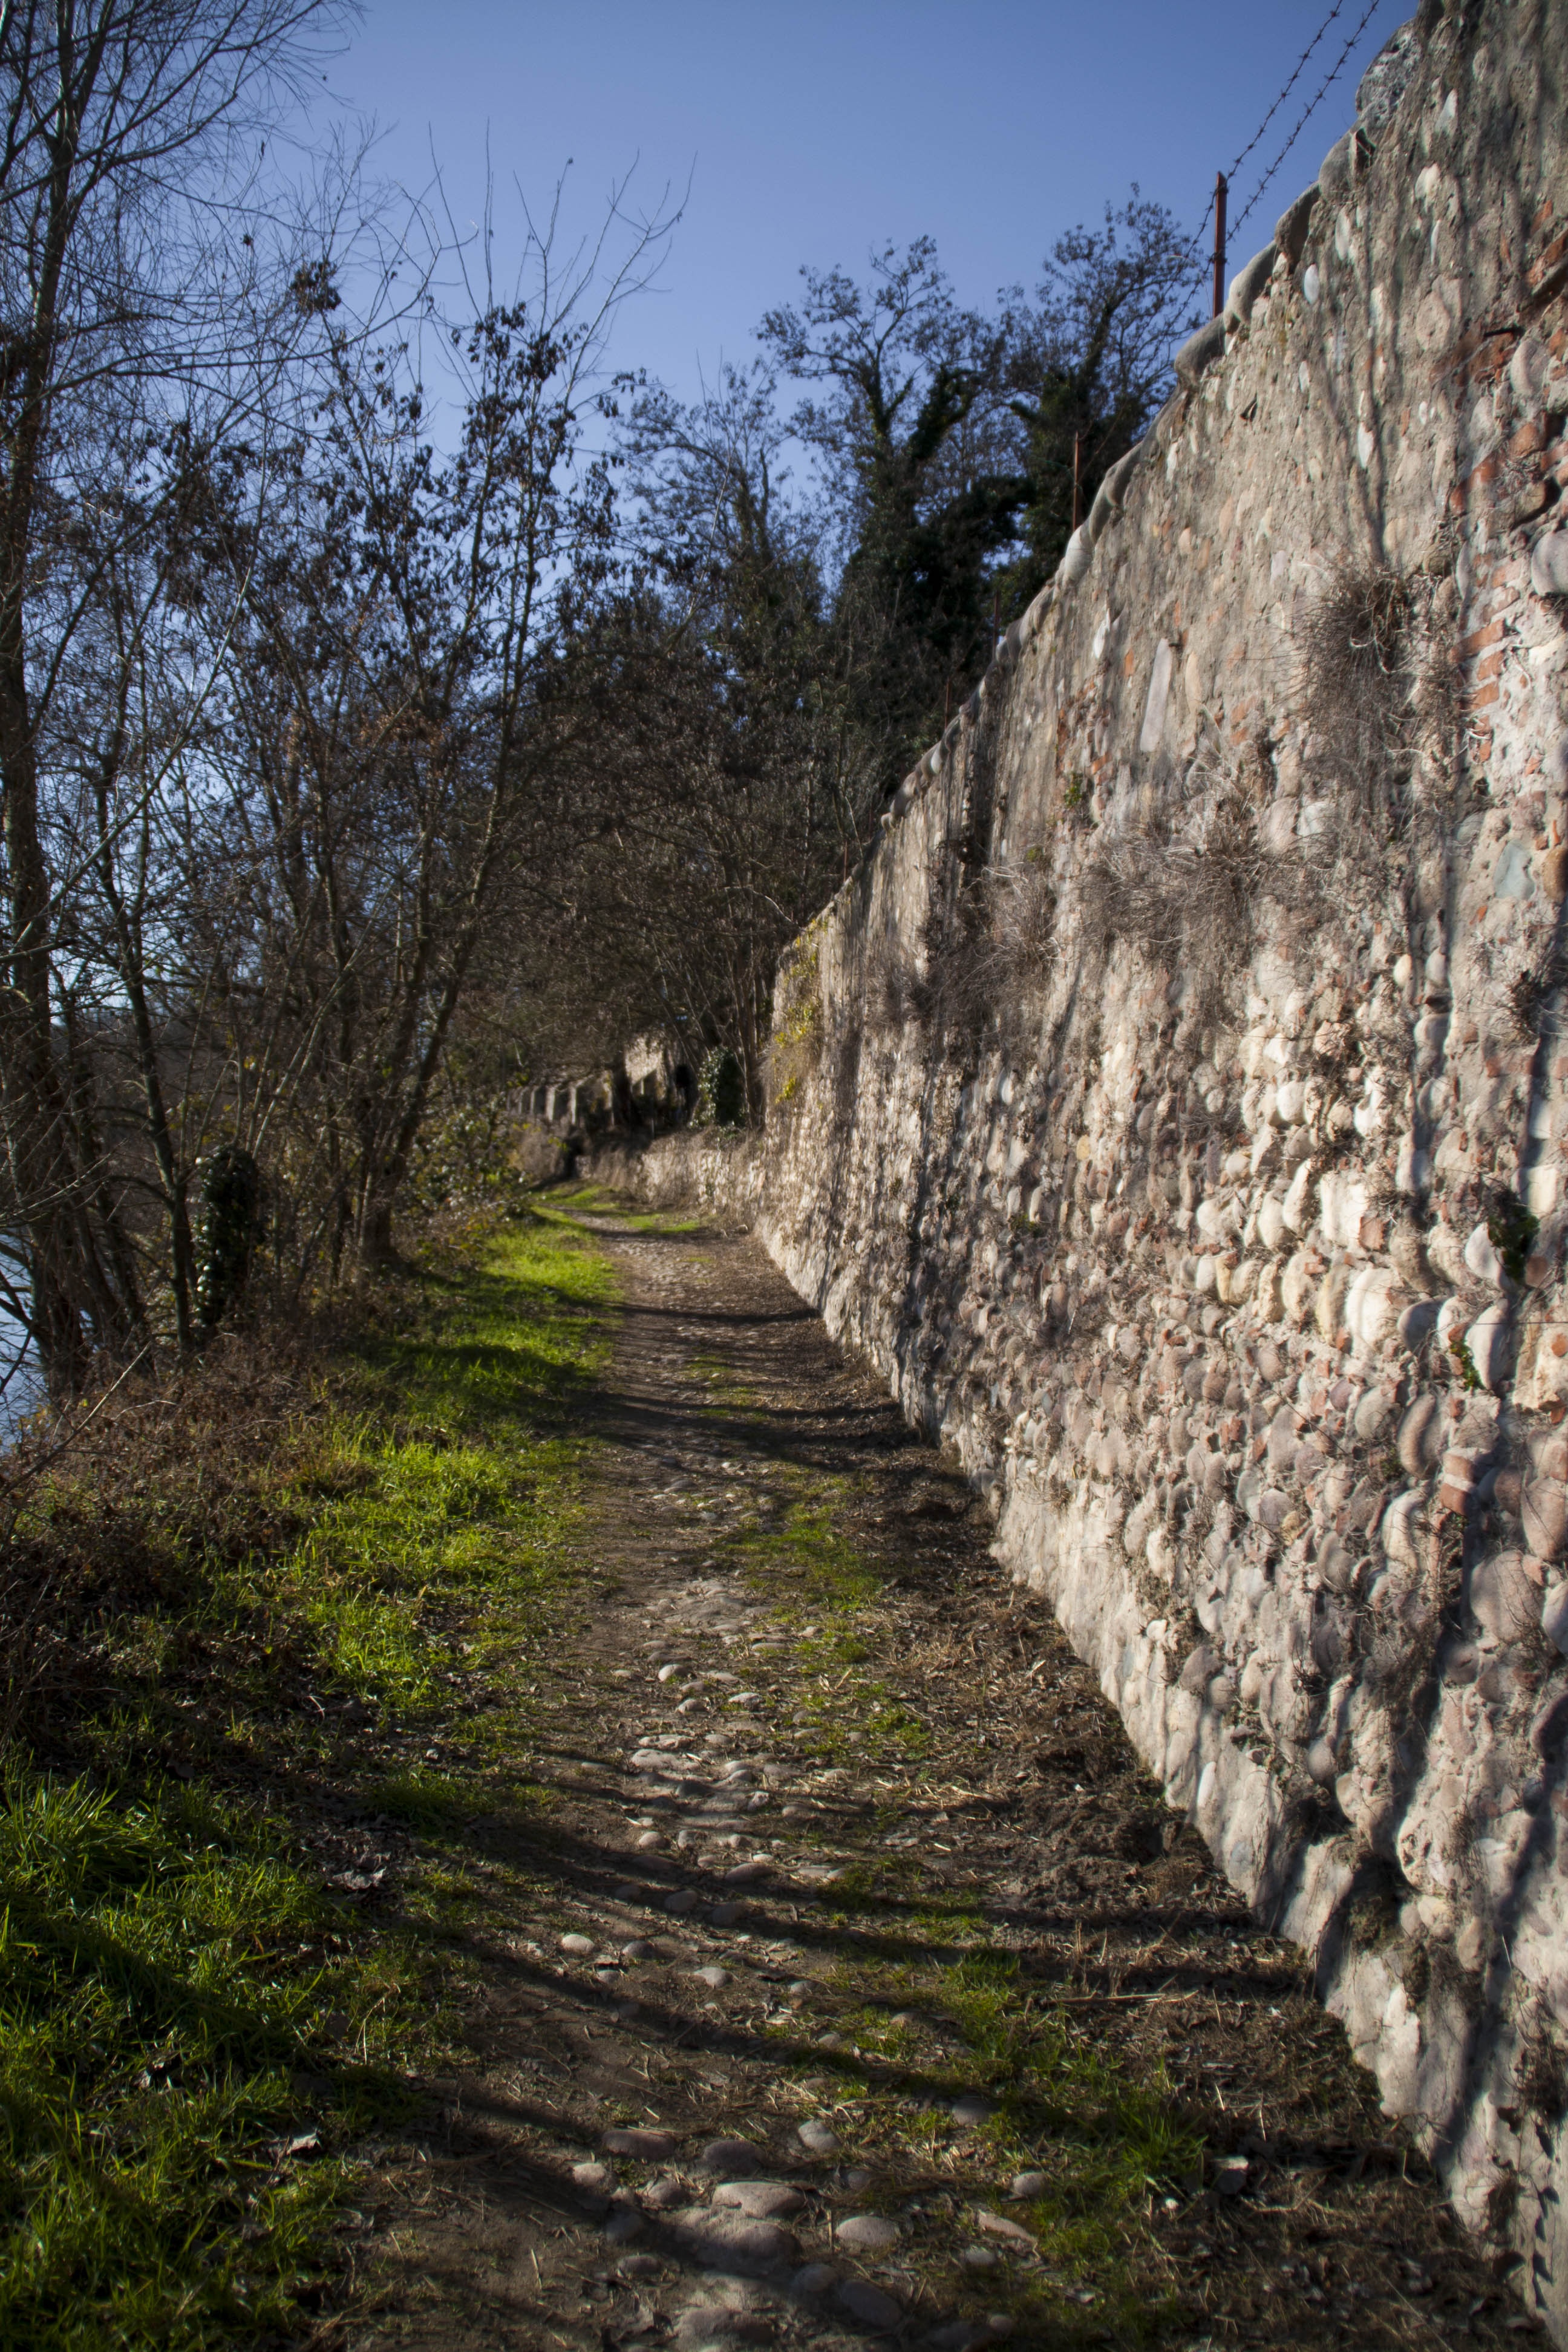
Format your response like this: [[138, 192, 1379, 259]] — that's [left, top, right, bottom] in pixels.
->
[[333, 0, 1414, 403]]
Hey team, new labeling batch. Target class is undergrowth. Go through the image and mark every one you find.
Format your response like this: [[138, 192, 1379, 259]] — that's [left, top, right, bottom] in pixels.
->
[[0, 1197, 624, 2348]]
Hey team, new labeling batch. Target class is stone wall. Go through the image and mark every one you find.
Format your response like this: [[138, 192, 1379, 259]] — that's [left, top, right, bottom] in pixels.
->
[[599, 5, 1568, 2328]]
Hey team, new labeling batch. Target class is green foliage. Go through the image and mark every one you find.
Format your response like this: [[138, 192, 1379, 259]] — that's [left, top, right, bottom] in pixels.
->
[[194, 1148, 261, 1330], [694, 1045, 748, 1128], [767, 941, 826, 1108], [403, 1100, 534, 1222], [0, 1771, 351, 2349], [1486, 1192, 1540, 1284]]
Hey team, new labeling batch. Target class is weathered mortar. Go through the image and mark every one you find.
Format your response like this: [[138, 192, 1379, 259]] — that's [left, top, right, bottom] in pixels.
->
[[596, 4, 1568, 2327]]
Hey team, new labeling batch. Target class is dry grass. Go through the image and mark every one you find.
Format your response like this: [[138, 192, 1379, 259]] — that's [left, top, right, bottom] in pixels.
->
[[871, 855, 1058, 1051], [0, 1323, 323, 1745], [1299, 560, 1460, 854], [1082, 798, 1317, 1027]]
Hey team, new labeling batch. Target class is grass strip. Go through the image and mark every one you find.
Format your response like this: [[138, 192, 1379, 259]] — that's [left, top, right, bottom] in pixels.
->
[[0, 1200, 624, 2349]]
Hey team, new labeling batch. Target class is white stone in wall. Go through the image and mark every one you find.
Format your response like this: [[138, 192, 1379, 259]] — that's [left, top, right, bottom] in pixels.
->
[[1137, 641, 1173, 753]]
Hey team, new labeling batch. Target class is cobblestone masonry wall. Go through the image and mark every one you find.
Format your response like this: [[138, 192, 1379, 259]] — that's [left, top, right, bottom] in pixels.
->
[[593, 5, 1568, 2328]]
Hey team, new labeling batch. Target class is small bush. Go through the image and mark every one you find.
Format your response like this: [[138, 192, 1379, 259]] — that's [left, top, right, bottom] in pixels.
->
[[1082, 798, 1315, 1026], [872, 855, 1057, 1050], [193, 1148, 262, 1330], [1299, 560, 1457, 849], [1506, 946, 1568, 1042]]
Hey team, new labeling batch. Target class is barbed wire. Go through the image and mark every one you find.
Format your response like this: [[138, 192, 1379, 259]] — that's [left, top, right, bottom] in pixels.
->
[[1228, 0, 1385, 244], [1175, 0, 1388, 301]]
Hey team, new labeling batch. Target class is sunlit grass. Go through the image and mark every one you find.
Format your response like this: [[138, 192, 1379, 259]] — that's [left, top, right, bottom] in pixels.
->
[[0, 1772, 364, 2348], [0, 1204, 619, 2347]]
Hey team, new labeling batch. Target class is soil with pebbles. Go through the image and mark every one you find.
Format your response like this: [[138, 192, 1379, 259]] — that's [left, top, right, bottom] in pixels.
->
[[344, 1212, 1533, 2352]]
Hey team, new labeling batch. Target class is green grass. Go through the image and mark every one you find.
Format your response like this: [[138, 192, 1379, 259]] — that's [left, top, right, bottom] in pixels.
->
[[701, 1432, 1200, 2342], [810, 1938, 1198, 2340], [0, 1771, 369, 2348], [0, 1203, 623, 2348]]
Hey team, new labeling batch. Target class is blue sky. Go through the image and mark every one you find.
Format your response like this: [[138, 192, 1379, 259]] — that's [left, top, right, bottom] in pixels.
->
[[334, 0, 1413, 402]]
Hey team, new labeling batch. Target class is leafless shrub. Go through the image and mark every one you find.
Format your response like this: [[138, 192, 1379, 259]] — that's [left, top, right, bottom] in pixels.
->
[[1302, 566, 1413, 806], [867, 939, 933, 1034], [828, 1021, 864, 1135], [1082, 798, 1317, 1026], [1299, 562, 1461, 858], [871, 855, 1057, 1051], [1506, 946, 1568, 1041]]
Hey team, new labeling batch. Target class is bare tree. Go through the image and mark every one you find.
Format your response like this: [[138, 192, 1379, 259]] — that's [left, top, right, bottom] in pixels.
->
[[0, 0, 348, 1397], [168, 178, 676, 1274]]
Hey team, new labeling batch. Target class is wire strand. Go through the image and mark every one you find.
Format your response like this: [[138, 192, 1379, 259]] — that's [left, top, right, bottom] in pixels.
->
[[1176, 0, 1387, 295], [1228, 0, 1384, 244], [1222, 0, 1355, 200]]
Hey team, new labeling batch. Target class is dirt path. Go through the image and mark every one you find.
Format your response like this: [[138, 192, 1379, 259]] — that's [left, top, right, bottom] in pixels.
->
[[347, 1214, 1526, 2352]]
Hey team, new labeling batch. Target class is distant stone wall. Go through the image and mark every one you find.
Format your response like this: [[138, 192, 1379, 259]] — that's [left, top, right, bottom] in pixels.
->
[[584, 1129, 762, 1222], [613, 5, 1568, 2328]]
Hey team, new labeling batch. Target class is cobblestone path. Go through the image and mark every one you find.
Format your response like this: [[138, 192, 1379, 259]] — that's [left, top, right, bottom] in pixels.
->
[[350, 1212, 1527, 2352]]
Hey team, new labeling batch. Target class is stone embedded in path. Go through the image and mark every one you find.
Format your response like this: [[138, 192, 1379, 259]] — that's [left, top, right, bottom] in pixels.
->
[[670, 2207, 797, 2272], [572, 2159, 613, 2190], [835, 2213, 898, 2253], [603, 2203, 644, 2243], [673, 2305, 774, 2351], [724, 1860, 771, 1884], [712, 2180, 804, 2218], [559, 1932, 595, 1955], [697, 2135, 765, 2176], [796, 2118, 838, 2156], [603, 2126, 676, 2159], [665, 1889, 698, 1915], [635, 1831, 662, 1850], [621, 1938, 655, 1959], [836, 2277, 903, 2330], [975, 2207, 1036, 2247], [950, 2093, 993, 2128], [692, 1964, 729, 1988], [1008, 2169, 1047, 2200], [709, 1901, 742, 1926], [613, 1881, 645, 1900], [791, 2262, 837, 2295], [960, 2245, 1001, 2269]]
